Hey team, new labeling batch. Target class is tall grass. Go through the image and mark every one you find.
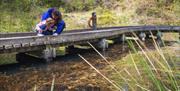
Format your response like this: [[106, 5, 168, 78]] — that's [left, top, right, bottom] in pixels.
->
[[0, 10, 39, 33], [0, 0, 180, 33], [108, 35, 179, 91], [78, 32, 179, 91]]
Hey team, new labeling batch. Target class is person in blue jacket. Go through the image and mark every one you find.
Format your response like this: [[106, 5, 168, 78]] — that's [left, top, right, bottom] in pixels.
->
[[36, 8, 66, 36]]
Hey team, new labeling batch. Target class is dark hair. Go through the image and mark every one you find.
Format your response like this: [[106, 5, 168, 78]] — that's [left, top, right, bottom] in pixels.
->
[[52, 10, 62, 22]]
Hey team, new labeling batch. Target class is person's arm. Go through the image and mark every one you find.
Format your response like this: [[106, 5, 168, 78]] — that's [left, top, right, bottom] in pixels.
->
[[88, 17, 93, 28], [53, 20, 65, 35], [41, 8, 55, 21], [36, 21, 46, 32]]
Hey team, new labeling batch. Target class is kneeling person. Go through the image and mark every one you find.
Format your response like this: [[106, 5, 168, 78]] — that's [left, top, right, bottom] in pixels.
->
[[35, 18, 55, 36], [36, 8, 66, 36]]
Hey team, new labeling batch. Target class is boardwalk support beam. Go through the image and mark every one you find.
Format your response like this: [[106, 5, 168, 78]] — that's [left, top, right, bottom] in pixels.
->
[[113, 34, 126, 44], [98, 38, 108, 51], [42, 45, 56, 62], [65, 45, 75, 54], [16, 53, 26, 63], [156, 31, 163, 46], [139, 32, 146, 41]]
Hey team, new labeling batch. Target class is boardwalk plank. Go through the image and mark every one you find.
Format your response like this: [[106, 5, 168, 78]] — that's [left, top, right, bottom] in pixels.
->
[[0, 45, 3, 50], [0, 26, 180, 54], [22, 43, 30, 47], [4, 45, 13, 49], [30, 42, 37, 46], [36, 41, 44, 45], [13, 44, 22, 48]]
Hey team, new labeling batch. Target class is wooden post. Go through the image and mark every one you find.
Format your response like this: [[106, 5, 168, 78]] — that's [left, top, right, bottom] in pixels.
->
[[113, 34, 126, 44], [139, 32, 146, 41], [16, 46, 56, 63], [123, 83, 129, 91], [156, 31, 163, 46], [98, 38, 108, 51], [42, 45, 56, 62], [122, 34, 126, 51]]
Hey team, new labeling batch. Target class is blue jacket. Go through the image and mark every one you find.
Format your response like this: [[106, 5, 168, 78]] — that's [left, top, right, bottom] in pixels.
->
[[41, 8, 65, 34]]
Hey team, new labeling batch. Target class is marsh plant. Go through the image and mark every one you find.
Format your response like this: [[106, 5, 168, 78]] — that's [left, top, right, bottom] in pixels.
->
[[108, 35, 179, 91]]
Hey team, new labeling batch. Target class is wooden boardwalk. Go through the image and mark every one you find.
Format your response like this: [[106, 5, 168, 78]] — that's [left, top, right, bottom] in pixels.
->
[[0, 25, 180, 54]]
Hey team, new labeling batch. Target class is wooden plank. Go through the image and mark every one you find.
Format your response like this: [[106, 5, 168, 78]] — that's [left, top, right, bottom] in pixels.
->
[[4, 45, 13, 49], [43, 41, 51, 45], [0, 45, 3, 50], [13, 44, 22, 48], [30, 42, 37, 46], [0, 32, 36, 38], [21, 43, 30, 47], [0, 26, 179, 39], [0, 45, 46, 54], [0, 26, 179, 54], [36, 41, 44, 45], [0, 29, 88, 38]]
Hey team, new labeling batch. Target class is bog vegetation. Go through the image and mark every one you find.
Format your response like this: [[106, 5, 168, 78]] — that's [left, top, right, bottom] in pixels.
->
[[0, 0, 179, 91], [0, 0, 180, 32]]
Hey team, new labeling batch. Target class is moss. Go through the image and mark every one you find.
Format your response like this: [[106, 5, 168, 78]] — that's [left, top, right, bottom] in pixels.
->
[[0, 54, 17, 65]]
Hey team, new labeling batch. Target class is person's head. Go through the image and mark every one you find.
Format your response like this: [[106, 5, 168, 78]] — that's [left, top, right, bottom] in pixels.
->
[[52, 10, 62, 22], [46, 18, 55, 25]]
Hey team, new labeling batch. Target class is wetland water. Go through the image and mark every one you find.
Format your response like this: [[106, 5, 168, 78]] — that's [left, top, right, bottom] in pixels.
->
[[0, 40, 178, 91]]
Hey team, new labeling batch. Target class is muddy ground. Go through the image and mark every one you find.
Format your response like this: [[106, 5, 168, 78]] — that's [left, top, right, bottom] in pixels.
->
[[0, 40, 178, 91]]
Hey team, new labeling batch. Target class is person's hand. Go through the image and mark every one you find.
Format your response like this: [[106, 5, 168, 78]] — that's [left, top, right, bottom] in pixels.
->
[[53, 33, 58, 36]]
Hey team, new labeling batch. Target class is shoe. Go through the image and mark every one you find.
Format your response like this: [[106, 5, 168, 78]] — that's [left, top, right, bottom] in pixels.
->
[[37, 33, 44, 36], [53, 33, 58, 36]]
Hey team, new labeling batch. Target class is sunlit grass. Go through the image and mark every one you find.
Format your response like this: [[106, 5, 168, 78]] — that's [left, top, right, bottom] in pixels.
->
[[0, 54, 17, 65], [107, 39, 179, 91], [1, 0, 180, 33]]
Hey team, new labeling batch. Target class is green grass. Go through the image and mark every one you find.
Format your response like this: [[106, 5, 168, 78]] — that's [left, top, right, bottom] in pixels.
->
[[0, 11, 39, 33], [0, 54, 17, 65], [0, 0, 180, 33], [107, 40, 179, 91]]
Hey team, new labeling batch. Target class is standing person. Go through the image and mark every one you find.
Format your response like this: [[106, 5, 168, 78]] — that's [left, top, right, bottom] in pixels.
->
[[36, 8, 66, 36], [88, 12, 97, 30]]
